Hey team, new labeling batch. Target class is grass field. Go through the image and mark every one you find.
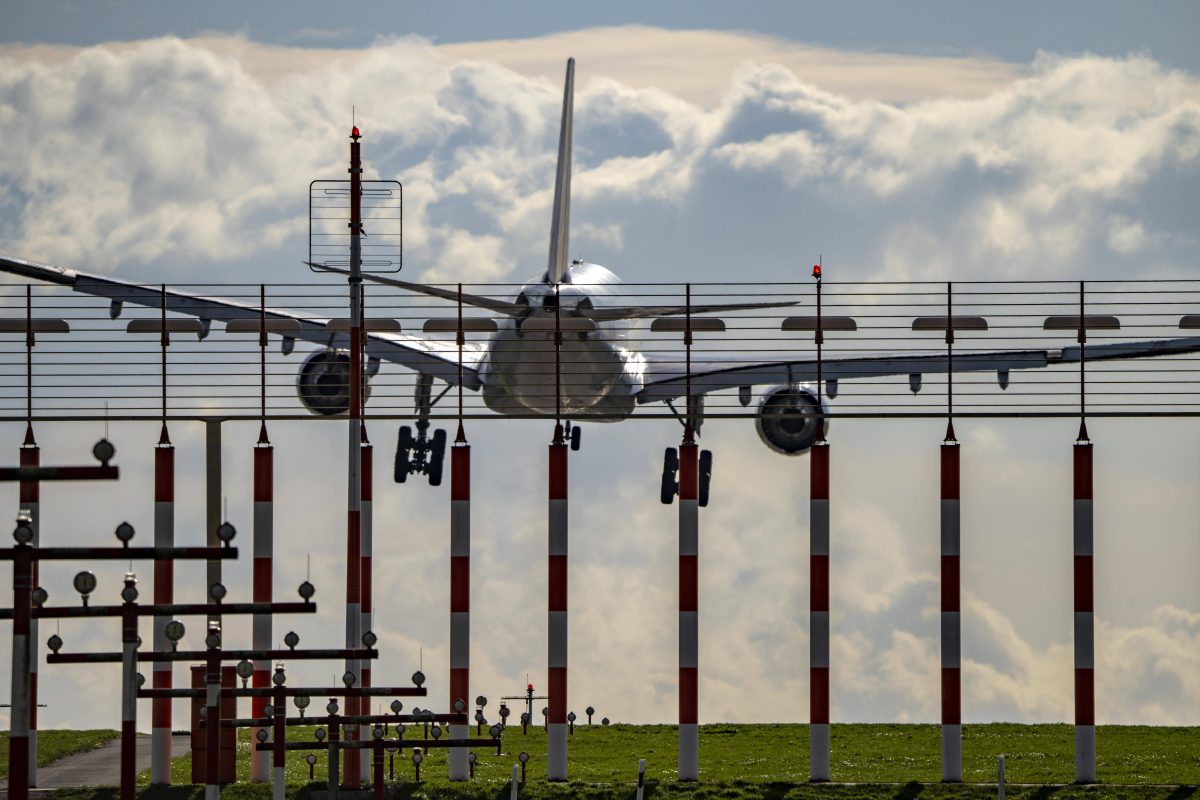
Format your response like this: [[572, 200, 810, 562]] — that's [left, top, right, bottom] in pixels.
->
[[42, 724, 1200, 799], [0, 729, 119, 778]]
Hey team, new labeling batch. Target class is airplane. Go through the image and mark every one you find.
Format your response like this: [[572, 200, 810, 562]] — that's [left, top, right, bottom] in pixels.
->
[[4, 58, 1200, 498]]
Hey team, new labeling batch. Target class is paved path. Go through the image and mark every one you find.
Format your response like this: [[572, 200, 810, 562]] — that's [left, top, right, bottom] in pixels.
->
[[5, 733, 192, 795]]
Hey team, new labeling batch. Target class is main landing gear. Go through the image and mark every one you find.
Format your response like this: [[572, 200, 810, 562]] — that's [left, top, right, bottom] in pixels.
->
[[394, 375, 449, 486], [660, 447, 713, 507], [564, 420, 582, 451]]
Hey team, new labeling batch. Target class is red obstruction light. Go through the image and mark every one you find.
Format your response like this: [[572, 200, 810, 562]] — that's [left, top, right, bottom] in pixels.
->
[[351, 126, 361, 139], [812, 264, 822, 279]]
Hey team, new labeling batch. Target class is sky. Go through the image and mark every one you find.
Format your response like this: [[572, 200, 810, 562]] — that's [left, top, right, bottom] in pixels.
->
[[0, 1, 1199, 739]]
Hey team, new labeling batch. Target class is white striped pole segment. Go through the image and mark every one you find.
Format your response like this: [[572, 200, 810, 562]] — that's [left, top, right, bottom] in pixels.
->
[[19, 426, 39, 787], [1074, 441, 1095, 783], [678, 441, 700, 781], [449, 443, 471, 781], [547, 440, 569, 781], [251, 433, 273, 783], [809, 442, 830, 782], [151, 428, 174, 784], [940, 442, 962, 782], [358, 433, 373, 783]]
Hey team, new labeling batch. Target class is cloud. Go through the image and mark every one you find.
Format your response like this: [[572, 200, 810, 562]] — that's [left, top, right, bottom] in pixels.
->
[[1, 31, 1199, 731]]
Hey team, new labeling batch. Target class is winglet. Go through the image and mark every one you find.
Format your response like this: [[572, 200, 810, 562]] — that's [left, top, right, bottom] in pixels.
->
[[545, 58, 574, 285]]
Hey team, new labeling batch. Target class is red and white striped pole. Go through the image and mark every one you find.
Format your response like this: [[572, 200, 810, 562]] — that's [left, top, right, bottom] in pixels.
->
[[19, 425, 40, 787], [272, 669, 286, 800], [1074, 439, 1095, 782], [448, 286, 472, 781], [343, 123, 365, 787], [8, 530, 33, 800], [251, 425, 273, 783], [677, 284, 700, 782], [151, 425, 175, 784], [1072, 284, 1096, 783], [940, 436, 962, 781], [449, 434, 470, 780], [809, 441, 830, 781], [808, 265, 831, 782], [121, 578, 139, 800], [547, 427, 569, 781], [358, 429, 373, 783], [678, 437, 699, 781]]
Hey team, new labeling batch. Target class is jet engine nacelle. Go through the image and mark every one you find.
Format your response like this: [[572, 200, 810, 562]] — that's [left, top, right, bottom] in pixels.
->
[[754, 384, 829, 456], [295, 349, 371, 416]]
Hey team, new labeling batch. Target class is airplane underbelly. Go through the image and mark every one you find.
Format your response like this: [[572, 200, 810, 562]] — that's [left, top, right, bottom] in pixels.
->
[[483, 330, 636, 418]]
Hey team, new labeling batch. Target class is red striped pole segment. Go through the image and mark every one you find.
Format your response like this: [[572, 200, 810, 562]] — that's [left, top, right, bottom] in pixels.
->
[[250, 428, 273, 783], [358, 431, 373, 783], [809, 441, 830, 781], [678, 440, 700, 781], [1074, 441, 1095, 782], [547, 434, 569, 781], [940, 440, 962, 781], [151, 425, 175, 784], [19, 426, 39, 787], [448, 442, 471, 781], [8, 539, 33, 800]]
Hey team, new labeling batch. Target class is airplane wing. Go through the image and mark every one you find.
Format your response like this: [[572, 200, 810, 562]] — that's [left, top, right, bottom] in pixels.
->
[[0, 255, 485, 389], [636, 338, 1200, 405]]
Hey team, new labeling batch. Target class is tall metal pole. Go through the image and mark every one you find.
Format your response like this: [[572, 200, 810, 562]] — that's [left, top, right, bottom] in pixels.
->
[[152, 285, 175, 784], [941, 282, 962, 782], [547, 284, 569, 781], [343, 123, 365, 786], [7, 535, 32, 800], [204, 624, 221, 800], [120, 581, 140, 800], [1074, 282, 1096, 783], [449, 285, 471, 781], [358, 422, 373, 783], [809, 266, 830, 782], [20, 285, 40, 787], [272, 666, 286, 800], [678, 284, 699, 782], [206, 420, 222, 629], [251, 285, 274, 783]]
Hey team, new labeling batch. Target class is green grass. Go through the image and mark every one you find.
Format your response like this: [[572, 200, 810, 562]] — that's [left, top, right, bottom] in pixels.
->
[[0, 729, 119, 778], [47, 724, 1200, 799]]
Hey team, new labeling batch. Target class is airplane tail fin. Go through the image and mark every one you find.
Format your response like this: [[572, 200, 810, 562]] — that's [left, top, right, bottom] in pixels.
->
[[545, 58, 574, 285]]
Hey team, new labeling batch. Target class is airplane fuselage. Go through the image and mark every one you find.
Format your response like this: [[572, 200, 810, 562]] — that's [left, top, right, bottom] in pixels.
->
[[477, 261, 646, 419]]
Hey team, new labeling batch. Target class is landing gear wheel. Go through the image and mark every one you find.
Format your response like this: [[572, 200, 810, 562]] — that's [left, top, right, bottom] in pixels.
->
[[394, 425, 414, 483], [698, 449, 713, 508], [427, 428, 448, 487], [570, 424, 582, 452], [661, 447, 679, 505]]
